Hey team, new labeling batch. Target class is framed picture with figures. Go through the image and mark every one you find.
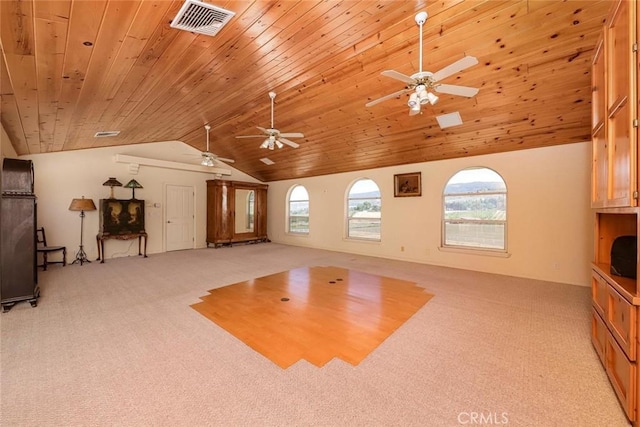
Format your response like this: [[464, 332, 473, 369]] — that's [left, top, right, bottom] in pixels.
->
[[394, 172, 421, 197]]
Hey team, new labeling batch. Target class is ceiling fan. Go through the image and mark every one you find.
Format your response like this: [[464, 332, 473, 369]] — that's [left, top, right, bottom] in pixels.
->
[[366, 11, 479, 117], [235, 92, 304, 150], [200, 125, 235, 166]]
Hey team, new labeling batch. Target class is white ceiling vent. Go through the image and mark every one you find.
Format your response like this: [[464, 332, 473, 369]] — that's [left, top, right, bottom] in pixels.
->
[[260, 158, 275, 165], [435, 112, 463, 129], [170, 0, 235, 37], [94, 131, 120, 137]]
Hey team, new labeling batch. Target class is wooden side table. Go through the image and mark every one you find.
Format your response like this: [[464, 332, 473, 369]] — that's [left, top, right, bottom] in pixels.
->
[[96, 232, 148, 263]]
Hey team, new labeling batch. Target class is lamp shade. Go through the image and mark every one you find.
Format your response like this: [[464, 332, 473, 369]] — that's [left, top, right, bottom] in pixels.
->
[[69, 197, 97, 212], [124, 179, 143, 189], [103, 177, 122, 198], [124, 179, 143, 199], [102, 177, 122, 187]]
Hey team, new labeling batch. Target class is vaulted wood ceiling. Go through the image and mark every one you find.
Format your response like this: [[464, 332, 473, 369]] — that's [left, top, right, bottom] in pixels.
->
[[1, 0, 611, 182]]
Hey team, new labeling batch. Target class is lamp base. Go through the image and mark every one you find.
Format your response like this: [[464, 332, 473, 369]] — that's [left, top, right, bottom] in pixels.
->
[[71, 245, 91, 265]]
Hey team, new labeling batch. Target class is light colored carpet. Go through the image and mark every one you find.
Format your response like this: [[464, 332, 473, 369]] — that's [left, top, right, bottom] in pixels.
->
[[0, 243, 630, 426]]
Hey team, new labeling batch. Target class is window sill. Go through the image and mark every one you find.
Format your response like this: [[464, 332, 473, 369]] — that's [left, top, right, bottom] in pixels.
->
[[286, 232, 309, 237], [343, 237, 381, 244], [438, 246, 511, 258]]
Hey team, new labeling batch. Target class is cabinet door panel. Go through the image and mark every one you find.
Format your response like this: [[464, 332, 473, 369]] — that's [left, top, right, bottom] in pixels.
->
[[605, 0, 637, 207], [605, 332, 636, 421], [592, 36, 606, 131], [609, 100, 634, 206], [607, 284, 637, 361], [592, 270, 608, 317], [592, 308, 607, 365], [592, 126, 608, 207], [608, 0, 631, 109]]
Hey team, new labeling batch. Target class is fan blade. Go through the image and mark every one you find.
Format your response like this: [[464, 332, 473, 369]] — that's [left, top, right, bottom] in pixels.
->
[[279, 132, 304, 138], [279, 138, 299, 148], [256, 126, 269, 134], [381, 70, 416, 84], [217, 157, 235, 164], [365, 88, 411, 107], [432, 56, 478, 82], [434, 84, 479, 97], [236, 135, 265, 139]]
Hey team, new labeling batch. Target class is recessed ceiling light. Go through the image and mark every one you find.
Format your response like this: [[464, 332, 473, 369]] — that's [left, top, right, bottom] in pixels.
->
[[436, 112, 463, 129], [260, 158, 275, 165]]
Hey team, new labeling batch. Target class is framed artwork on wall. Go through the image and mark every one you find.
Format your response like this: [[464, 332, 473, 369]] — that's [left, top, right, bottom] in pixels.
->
[[394, 172, 421, 197]]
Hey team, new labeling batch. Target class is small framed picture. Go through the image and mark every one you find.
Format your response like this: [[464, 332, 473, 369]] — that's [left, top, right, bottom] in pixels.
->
[[394, 172, 421, 197]]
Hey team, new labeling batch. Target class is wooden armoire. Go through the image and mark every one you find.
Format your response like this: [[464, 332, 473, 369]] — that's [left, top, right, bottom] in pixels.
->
[[1, 158, 39, 312], [206, 180, 268, 248]]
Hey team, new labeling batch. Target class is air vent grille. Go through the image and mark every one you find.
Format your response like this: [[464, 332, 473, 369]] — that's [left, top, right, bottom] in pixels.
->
[[260, 158, 275, 165], [435, 112, 463, 129], [171, 0, 235, 37], [94, 131, 120, 137]]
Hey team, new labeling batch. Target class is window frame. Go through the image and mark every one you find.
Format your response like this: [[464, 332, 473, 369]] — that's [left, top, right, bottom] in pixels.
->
[[287, 185, 310, 235], [346, 178, 382, 242], [441, 168, 507, 253]]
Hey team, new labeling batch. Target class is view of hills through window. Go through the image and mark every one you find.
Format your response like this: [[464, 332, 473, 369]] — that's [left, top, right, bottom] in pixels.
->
[[444, 168, 506, 250]]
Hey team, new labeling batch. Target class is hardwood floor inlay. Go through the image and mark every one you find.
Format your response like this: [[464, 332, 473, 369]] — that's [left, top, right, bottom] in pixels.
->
[[190, 266, 433, 368]]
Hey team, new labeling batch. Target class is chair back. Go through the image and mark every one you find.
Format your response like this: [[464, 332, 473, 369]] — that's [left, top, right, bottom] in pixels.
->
[[36, 227, 47, 247]]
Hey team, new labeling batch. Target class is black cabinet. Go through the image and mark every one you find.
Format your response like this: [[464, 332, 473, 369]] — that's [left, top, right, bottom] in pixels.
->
[[1, 159, 39, 312]]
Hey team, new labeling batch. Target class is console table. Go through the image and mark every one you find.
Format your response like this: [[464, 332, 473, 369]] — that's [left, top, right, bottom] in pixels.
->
[[96, 232, 147, 263]]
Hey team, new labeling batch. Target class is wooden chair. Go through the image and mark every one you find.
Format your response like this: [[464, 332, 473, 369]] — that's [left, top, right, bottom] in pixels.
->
[[36, 227, 66, 270]]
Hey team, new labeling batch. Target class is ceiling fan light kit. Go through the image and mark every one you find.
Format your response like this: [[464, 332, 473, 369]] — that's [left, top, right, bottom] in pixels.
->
[[236, 91, 304, 150], [366, 11, 479, 126]]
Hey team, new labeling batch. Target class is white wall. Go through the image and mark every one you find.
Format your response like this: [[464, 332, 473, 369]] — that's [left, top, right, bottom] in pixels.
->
[[267, 142, 593, 286], [17, 141, 258, 262], [4, 120, 593, 286]]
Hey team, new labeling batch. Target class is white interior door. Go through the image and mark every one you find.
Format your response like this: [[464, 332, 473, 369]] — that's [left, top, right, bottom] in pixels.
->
[[165, 184, 194, 251]]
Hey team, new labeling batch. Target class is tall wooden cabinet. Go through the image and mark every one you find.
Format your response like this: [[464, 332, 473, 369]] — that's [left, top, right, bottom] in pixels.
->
[[590, 1, 640, 423], [592, 0, 637, 208], [206, 180, 268, 248], [1, 159, 39, 312]]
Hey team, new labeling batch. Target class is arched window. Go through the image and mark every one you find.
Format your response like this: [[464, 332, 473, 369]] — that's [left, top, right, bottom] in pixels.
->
[[287, 185, 309, 234], [443, 167, 507, 251], [347, 179, 381, 241]]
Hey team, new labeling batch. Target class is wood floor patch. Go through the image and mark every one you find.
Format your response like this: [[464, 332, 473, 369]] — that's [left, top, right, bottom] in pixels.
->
[[191, 266, 433, 368]]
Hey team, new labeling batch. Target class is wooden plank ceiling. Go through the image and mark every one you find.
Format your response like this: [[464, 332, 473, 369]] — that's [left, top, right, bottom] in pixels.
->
[[1, 0, 611, 182]]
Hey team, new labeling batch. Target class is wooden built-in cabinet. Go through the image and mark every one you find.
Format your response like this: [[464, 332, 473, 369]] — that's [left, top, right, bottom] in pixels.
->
[[591, 209, 640, 421], [206, 180, 268, 248], [590, 2, 640, 422], [592, 0, 637, 209]]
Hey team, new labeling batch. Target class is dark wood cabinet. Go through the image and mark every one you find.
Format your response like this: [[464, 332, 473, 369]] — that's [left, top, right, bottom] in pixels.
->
[[206, 180, 268, 247], [96, 198, 147, 263], [1, 159, 39, 312]]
